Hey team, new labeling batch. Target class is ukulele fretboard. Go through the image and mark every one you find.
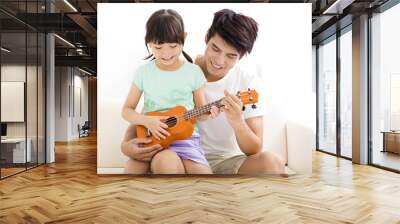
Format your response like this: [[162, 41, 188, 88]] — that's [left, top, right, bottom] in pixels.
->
[[183, 99, 223, 120]]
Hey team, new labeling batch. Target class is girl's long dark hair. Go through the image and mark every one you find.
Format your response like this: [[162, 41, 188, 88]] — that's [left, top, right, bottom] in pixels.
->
[[144, 9, 192, 63]]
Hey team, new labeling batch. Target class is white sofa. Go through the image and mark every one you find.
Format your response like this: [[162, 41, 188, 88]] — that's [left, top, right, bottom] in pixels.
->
[[98, 102, 314, 175], [261, 103, 314, 175]]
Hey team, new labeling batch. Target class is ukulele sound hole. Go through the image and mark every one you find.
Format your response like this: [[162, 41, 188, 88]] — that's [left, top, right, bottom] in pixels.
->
[[164, 116, 177, 128]]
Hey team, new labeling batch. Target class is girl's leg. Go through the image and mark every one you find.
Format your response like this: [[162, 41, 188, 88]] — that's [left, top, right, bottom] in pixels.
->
[[124, 159, 150, 174], [182, 160, 212, 174], [150, 149, 185, 174]]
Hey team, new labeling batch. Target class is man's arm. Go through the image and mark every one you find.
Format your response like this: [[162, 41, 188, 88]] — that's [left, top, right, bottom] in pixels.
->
[[121, 124, 162, 161], [220, 90, 263, 155], [121, 125, 137, 158], [231, 116, 263, 155]]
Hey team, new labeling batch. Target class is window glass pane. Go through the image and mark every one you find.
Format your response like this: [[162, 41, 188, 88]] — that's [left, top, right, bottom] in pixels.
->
[[371, 3, 400, 171], [0, 1, 46, 179], [27, 31, 38, 169], [1, 31, 27, 177], [318, 37, 337, 154], [340, 29, 352, 158], [38, 32, 45, 165]]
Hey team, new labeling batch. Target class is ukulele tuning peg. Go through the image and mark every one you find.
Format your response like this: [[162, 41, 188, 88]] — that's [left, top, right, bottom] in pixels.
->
[[248, 88, 251, 91], [251, 104, 257, 109], [242, 105, 246, 111]]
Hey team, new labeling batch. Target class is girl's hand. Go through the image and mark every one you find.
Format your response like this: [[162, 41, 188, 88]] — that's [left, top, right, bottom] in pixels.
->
[[144, 116, 170, 140]]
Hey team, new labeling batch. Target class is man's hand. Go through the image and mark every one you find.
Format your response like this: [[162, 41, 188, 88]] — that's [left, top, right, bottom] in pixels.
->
[[220, 90, 244, 127], [198, 105, 220, 121], [123, 137, 163, 162], [209, 105, 220, 119]]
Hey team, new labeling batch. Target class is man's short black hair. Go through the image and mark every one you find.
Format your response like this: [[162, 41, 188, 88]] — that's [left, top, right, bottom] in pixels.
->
[[207, 9, 258, 58]]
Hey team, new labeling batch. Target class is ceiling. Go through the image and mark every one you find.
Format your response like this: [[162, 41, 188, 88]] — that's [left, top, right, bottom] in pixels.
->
[[0, 0, 393, 75]]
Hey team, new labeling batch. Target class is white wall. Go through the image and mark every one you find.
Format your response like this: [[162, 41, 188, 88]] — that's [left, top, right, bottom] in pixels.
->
[[55, 67, 69, 141], [72, 72, 89, 138], [98, 3, 313, 172], [1, 65, 27, 140], [55, 67, 89, 141], [1, 65, 37, 137], [1, 82, 24, 123], [1, 64, 46, 163]]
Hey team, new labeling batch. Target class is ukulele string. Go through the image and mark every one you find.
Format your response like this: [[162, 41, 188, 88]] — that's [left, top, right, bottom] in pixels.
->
[[162, 100, 224, 126], [158, 91, 253, 127], [161, 93, 254, 126]]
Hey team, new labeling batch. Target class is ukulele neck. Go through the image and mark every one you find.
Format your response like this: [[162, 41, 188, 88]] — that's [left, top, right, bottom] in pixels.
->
[[183, 99, 223, 120], [182, 89, 258, 121]]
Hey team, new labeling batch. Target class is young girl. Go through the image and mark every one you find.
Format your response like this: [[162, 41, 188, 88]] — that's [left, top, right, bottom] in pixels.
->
[[122, 9, 218, 174]]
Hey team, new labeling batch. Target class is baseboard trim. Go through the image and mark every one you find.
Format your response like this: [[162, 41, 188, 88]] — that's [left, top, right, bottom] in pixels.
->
[[97, 168, 125, 174]]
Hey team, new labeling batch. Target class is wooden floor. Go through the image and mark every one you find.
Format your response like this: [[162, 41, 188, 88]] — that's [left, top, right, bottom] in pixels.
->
[[1, 135, 400, 223], [0, 167, 26, 178], [1, 162, 45, 178]]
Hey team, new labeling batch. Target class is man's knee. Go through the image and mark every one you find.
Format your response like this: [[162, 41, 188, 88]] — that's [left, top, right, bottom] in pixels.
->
[[151, 150, 184, 174], [250, 151, 285, 173]]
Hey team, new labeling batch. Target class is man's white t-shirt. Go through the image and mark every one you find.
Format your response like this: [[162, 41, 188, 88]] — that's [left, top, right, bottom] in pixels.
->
[[198, 65, 265, 157]]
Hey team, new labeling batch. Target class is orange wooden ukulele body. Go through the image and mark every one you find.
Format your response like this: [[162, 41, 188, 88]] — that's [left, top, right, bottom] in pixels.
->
[[136, 89, 258, 148], [136, 106, 195, 148]]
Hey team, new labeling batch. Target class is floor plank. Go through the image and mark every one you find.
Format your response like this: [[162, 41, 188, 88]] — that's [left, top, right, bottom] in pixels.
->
[[0, 134, 399, 223]]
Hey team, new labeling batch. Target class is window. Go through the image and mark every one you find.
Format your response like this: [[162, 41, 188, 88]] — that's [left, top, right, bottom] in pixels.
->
[[340, 28, 352, 158], [0, 1, 47, 179], [371, 2, 400, 171], [318, 36, 337, 154]]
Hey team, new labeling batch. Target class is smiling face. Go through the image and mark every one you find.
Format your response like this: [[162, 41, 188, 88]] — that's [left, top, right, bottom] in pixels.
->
[[149, 42, 183, 70], [145, 9, 187, 70], [203, 34, 240, 81], [200, 9, 259, 81]]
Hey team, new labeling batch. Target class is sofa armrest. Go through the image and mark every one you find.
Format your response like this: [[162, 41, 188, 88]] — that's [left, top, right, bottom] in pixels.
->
[[285, 121, 313, 174]]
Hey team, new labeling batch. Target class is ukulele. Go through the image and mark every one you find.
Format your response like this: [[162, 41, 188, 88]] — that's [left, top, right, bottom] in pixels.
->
[[136, 89, 259, 148]]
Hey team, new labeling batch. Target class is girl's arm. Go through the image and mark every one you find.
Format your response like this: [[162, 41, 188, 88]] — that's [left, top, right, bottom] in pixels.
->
[[121, 84, 169, 140], [122, 84, 148, 125], [193, 86, 219, 121]]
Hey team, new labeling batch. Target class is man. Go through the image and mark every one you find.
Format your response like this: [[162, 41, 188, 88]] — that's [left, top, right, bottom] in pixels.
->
[[121, 9, 285, 174]]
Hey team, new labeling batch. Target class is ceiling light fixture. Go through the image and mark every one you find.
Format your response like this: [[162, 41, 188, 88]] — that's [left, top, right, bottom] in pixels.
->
[[78, 67, 92, 76], [54, 34, 75, 48], [1, 47, 11, 53], [63, 0, 78, 12], [322, 0, 354, 15]]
